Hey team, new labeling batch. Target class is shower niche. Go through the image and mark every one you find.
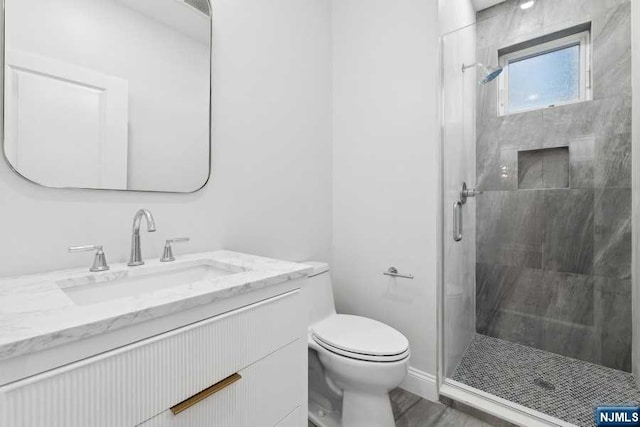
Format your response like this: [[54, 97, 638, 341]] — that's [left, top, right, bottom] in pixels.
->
[[517, 147, 569, 189]]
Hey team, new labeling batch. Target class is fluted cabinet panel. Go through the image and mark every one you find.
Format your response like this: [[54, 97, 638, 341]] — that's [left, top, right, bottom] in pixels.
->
[[138, 340, 304, 427], [276, 407, 302, 427], [0, 290, 303, 427]]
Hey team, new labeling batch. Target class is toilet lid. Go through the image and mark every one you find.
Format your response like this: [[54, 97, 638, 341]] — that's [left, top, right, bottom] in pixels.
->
[[311, 314, 409, 358], [312, 335, 410, 362]]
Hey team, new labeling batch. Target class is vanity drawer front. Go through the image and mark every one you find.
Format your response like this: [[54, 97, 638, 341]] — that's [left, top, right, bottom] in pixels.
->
[[0, 290, 303, 427], [276, 407, 303, 427], [137, 339, 304, 427]]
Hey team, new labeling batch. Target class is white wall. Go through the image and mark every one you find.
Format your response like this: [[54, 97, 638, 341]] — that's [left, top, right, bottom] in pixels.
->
[[0, 0, 332, 277], [439, 0, 477, 35], [331, 0, 441, 398], [632, 0, 639, 381], [7, 0, 210, 192], [1, 0, 480, 402]]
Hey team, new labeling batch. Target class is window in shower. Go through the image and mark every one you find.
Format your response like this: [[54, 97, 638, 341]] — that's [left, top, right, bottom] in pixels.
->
[[498, 28, 591, 115]]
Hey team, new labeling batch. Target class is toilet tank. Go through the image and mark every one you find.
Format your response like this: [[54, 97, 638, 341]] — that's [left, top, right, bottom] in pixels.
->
[[302, 262, 337, 326]]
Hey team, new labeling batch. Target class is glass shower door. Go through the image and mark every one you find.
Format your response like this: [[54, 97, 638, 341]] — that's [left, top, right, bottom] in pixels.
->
[[441, 22, 477, 380], [441, 2, 637, 425]]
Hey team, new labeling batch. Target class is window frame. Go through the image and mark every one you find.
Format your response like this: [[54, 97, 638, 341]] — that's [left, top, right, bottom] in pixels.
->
[[497, 30, 592, 116]]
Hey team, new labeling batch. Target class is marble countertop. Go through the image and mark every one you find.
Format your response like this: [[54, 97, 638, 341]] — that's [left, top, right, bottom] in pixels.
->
[[0, 250, 312, 362]]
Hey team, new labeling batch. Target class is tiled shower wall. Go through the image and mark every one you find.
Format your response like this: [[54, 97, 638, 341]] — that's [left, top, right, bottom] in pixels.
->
[[474, 0, 632, 371]]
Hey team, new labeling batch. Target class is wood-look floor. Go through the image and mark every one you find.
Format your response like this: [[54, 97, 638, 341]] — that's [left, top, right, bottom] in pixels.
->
[[308, 388, 494, 427]]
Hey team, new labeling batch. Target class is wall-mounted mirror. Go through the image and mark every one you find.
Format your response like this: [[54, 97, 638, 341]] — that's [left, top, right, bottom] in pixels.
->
[[3, 0, 211, 193]]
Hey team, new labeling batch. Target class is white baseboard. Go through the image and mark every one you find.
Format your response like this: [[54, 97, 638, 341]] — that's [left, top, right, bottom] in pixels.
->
[[399, 367, 438, 402]]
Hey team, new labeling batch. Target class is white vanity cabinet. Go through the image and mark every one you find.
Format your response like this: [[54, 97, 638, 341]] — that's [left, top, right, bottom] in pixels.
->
[[138, 340, 303, 427], [0, 290, 307, 427]]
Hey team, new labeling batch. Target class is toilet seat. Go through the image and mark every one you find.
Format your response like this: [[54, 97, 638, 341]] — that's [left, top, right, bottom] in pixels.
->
[[312, 335, 410, 362], [311, 314, 410, 362]]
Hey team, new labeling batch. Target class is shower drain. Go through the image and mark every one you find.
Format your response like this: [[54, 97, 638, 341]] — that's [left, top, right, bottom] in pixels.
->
[[534, 378, 556, 391]]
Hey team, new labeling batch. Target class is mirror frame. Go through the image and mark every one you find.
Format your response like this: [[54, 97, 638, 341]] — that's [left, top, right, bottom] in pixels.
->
[[1, 0, 213, 194]]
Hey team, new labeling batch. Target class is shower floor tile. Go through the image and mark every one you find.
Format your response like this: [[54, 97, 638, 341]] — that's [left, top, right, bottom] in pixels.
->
[[452, 334, 640, 427]]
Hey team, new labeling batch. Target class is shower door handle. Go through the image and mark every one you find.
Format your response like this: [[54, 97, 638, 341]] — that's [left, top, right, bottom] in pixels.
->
[[453, 201, 463, 242]]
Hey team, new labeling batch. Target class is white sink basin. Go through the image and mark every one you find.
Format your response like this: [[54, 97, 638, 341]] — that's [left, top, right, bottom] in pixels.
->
[[58, 261, 244, 306]]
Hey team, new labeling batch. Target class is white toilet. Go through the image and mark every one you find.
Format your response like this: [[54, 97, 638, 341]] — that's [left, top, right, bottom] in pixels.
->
[[304, 262, 410, 427]]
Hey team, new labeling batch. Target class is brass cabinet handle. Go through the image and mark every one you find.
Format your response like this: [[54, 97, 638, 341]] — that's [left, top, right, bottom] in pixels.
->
[[170, 373, 242, 415]]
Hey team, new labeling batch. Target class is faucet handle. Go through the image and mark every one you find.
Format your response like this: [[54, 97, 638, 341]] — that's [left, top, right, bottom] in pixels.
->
[[68, 245, 110, 272], [160, 237, 190, 262]]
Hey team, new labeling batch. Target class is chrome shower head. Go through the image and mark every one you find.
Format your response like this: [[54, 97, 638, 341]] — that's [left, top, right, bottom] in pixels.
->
[[462, 63, 504, 85], [480, 65, 503, 83]]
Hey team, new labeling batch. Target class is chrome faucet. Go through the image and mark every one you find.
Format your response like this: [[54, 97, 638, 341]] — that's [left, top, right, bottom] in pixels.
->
[[69, 245, 110, 272], [128, 209, 157, 266]]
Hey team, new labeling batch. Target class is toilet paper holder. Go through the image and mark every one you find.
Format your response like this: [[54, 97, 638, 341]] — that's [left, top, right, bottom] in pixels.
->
[[383, 267, 414, 280]]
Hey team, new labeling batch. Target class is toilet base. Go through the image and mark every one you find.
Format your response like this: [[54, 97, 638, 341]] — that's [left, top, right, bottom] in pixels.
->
[[308, 399, 341, 427], [309, 390, 395, 427], [342, 390, 395, 427]]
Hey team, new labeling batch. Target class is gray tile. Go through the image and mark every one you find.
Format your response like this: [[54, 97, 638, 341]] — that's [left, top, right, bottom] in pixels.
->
[[596, 277, 632, 371], [395, 399, 492, 427], [594, 132, 632, 188], [594, 188, 631, 279], [592, 2, 632, 100], [476, 264, 595, 328], [540, 270, 595, 326], [541, 102, 594, 146], [476, 263, 523, 332], [437, 407, 495, 427], [452, 334, 640, 426], [569, 136, 595, 188], [518, 147, 569, 190], [518, 150, 544, 189], [543, 189, 594, 274], [441, 397, 518, 427], [477, 147, 518, 191], [595, 96, 633, 135], [477, 191, 544, 269], [542, 0, 630, 29], [542, 316, 601, 364], [478, 307, 600, 364], [477, 307, 545, 349], [497, 111, 545, 151], [476, 0, 631, 59], [542, 97, 632, 147], [395, 399, 447, 427], [476, 122, 500, 190], [476, 263, 600, 364], [476, 0, 544, 49], [390, 388, 422, 420], [542, 147, 569, 189]]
